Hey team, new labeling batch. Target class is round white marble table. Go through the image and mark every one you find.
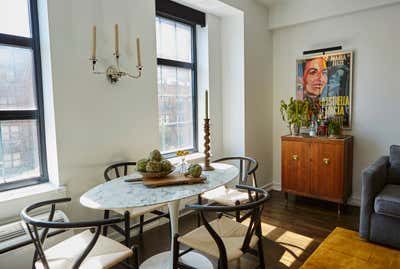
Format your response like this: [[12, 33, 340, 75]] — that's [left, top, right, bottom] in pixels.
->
[[80, 163, 239, 269]]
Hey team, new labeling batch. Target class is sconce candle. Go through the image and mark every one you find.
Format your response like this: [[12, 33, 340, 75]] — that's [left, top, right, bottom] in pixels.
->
[[205, 90, 209, 119], [89, 24, 143, 83], [92, 25, 96, 59], [136, 38, 141, 66], [115, 24, 119, 56]]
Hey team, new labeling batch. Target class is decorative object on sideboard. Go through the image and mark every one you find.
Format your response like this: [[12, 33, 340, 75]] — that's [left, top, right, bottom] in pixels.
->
[[280, 97, 311, 136], [327, 117, 343, 138], [296, 50, 353, 129], [89, 24, 143, 84], [203, 90, 214, 171]]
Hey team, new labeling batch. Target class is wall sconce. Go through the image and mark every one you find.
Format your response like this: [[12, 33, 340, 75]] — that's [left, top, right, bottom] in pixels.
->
[[89, 24, 143, 84]]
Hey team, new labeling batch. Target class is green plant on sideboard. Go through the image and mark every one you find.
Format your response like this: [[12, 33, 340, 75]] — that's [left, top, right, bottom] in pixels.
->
[[280, 97, 311, 136], [327, 117, 342, 137]]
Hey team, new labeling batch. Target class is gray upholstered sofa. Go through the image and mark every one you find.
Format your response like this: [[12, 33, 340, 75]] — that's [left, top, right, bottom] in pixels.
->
[[360, 145, 400, 249]]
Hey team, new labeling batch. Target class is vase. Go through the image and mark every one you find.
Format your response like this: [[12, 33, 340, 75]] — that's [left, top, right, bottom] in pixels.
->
[[292, 124, 300, 136]]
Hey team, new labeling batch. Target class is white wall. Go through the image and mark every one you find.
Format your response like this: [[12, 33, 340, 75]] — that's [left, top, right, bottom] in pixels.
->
[[268, 0, 400, 29], [220, 14, 245, 156], [272, 3, 400, 204]]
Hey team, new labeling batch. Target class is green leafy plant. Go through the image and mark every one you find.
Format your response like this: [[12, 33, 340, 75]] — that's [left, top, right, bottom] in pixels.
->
[[280, 97, 310, 135], [327, 118, 342, 136]]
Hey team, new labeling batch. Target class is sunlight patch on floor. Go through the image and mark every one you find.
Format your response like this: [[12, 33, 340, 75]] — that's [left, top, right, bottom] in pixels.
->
[[276, 231, 314, 267]]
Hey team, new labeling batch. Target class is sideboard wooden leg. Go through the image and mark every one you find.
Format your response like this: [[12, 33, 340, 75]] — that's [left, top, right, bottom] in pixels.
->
[[284, 192, 288, 205]]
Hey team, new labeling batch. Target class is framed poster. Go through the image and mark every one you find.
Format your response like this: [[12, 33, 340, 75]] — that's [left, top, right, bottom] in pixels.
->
[[296, 51, 353, 129]]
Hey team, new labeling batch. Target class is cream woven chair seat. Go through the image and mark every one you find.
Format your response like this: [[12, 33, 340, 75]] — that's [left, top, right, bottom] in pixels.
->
[[112, 204, 165, 217], [178, 216, 259, 261], [201, 186, 253, 206], [35, 230, 133, 269]]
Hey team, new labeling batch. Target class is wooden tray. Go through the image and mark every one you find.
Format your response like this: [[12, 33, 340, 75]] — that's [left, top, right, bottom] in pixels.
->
[[143, 174, 206, 188]]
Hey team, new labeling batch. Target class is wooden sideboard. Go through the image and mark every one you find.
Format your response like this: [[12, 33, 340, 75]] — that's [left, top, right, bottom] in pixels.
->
[[281, 135, 353, 213]]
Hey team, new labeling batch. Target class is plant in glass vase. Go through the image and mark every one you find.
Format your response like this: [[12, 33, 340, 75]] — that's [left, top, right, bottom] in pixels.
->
[[280, 97, 310, 136]]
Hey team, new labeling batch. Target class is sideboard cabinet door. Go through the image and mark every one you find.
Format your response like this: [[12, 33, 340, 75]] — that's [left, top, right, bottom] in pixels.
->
[[310, 143, 344, 201], [282, 140, 310, 194]]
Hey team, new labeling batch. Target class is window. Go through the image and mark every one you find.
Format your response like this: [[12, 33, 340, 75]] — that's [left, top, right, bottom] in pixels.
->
[[156, 16, 198, 155], [0, 0, 47, 191]]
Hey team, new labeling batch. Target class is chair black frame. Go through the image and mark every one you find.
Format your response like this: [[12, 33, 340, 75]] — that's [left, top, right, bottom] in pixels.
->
[[198, 156, 259, 225], [20, 198, 138, 269], [174, 185, 269, 269], [103, 162, 170, 244]]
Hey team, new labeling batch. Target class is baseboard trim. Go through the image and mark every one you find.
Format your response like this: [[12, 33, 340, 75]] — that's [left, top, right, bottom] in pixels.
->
[[347, 195, 360, 207]]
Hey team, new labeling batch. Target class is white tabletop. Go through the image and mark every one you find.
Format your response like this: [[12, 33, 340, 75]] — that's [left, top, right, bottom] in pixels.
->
[[80, 163, 238, 210]]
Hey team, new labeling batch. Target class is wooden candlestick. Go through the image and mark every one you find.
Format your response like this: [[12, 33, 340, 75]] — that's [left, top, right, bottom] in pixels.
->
[[203, 118, 214, 171]]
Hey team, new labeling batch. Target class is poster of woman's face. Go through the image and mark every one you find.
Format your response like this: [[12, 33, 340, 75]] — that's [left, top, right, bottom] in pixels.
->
[[296, 51, 353, 129]]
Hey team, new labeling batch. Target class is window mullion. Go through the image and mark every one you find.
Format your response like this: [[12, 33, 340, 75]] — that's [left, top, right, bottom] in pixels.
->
[[0, 33, 33, 48]]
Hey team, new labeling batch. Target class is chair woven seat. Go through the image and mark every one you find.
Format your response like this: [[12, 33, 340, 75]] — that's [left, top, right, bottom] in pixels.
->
[[178, 216, 259, 261], [35, 230, 132, 269], [201, 186, 253, 206]]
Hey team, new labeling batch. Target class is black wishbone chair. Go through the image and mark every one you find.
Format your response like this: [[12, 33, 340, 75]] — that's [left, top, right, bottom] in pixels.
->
[[20, 198, 138, 269], [198, 156, 259, 224], [103, 162, 170, 244], [174, 185, 269, 269]]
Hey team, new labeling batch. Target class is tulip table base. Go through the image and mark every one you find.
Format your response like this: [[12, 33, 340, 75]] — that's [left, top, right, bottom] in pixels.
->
[[140, 200, 213, 269], [140, 251, 213, 269]]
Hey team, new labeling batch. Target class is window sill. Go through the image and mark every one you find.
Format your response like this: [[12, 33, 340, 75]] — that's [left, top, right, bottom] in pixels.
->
[[0, 183, 66, 203], [167, 152, 205, 165]]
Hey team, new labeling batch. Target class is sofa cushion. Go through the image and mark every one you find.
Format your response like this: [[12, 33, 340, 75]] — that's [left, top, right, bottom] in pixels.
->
[[374, 184, 400, 218], [389, 145, 400, 184]]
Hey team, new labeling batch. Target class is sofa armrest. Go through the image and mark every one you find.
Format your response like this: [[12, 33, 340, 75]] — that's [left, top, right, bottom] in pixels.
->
[[360, 156, 389, 239]]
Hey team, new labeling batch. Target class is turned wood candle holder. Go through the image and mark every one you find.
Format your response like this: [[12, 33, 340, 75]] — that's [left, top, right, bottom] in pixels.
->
[[203, 118, 214, 171]]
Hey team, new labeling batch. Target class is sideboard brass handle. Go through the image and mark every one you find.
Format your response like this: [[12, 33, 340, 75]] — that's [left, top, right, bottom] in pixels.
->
[[323, 158, 330, 165], [292, 154, 299, 161]]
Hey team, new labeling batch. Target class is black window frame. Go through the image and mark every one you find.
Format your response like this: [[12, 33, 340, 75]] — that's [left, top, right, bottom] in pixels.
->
[[0, 0, 48, 192], [156, 14, 199, 158]]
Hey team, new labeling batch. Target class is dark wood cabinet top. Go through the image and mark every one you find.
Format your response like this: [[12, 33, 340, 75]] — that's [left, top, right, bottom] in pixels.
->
[[281, 135, 353, 144]]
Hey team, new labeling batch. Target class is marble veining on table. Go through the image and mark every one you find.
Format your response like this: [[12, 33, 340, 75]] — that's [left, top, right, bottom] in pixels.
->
[[80, 163, 238, 210]]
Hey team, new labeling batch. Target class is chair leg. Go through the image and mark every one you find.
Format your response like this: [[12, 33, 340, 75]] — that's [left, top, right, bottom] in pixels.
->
[[124, 211, 131, 247], [173, 234, 180, 269], [197, 195, 202, 227], [139, 215, 144, 234], [131, 245, 139, 269], [103, 210, 110, 236], [235, 200, 241, 222]]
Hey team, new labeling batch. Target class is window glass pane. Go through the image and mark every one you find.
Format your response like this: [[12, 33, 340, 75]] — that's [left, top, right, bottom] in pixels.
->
[[0, 120, 40, 184], [156, 17, 192, 62], [0, 45, 36, 110], [158, 65, 194, 153], [0, 0, 31, 37]]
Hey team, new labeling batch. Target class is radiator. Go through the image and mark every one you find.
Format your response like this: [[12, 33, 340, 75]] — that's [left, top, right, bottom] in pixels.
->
[[0, 210, 72, 269]]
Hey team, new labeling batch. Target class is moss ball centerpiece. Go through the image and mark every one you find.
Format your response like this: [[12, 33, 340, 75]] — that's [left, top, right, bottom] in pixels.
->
[[136, 149, 174, 178]]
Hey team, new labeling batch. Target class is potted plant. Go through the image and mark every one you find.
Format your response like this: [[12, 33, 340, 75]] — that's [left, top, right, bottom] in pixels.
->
[[280, 97, 310, 136], [327, 117, 342, 138]]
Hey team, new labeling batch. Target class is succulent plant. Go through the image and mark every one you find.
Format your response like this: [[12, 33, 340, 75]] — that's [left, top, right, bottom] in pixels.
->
[[149, 149, 162, 162], [137, 158, 149, 172], [161, 159, 173, 172], [188, 164, 202, 178], [146, 160, 162, 172]]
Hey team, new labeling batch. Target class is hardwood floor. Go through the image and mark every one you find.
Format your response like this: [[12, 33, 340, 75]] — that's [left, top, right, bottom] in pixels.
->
[[115, 191, 359, 269]]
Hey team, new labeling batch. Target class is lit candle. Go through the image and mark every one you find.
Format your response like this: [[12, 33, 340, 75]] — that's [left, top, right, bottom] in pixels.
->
[[205, 90, 209, 119], [92, 25, 96, 59], [136, 37, 141, 66], [115, 24, 119, 56]]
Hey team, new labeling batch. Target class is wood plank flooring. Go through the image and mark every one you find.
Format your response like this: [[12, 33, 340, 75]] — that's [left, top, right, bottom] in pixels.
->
[[115, 191, 359, 268]]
